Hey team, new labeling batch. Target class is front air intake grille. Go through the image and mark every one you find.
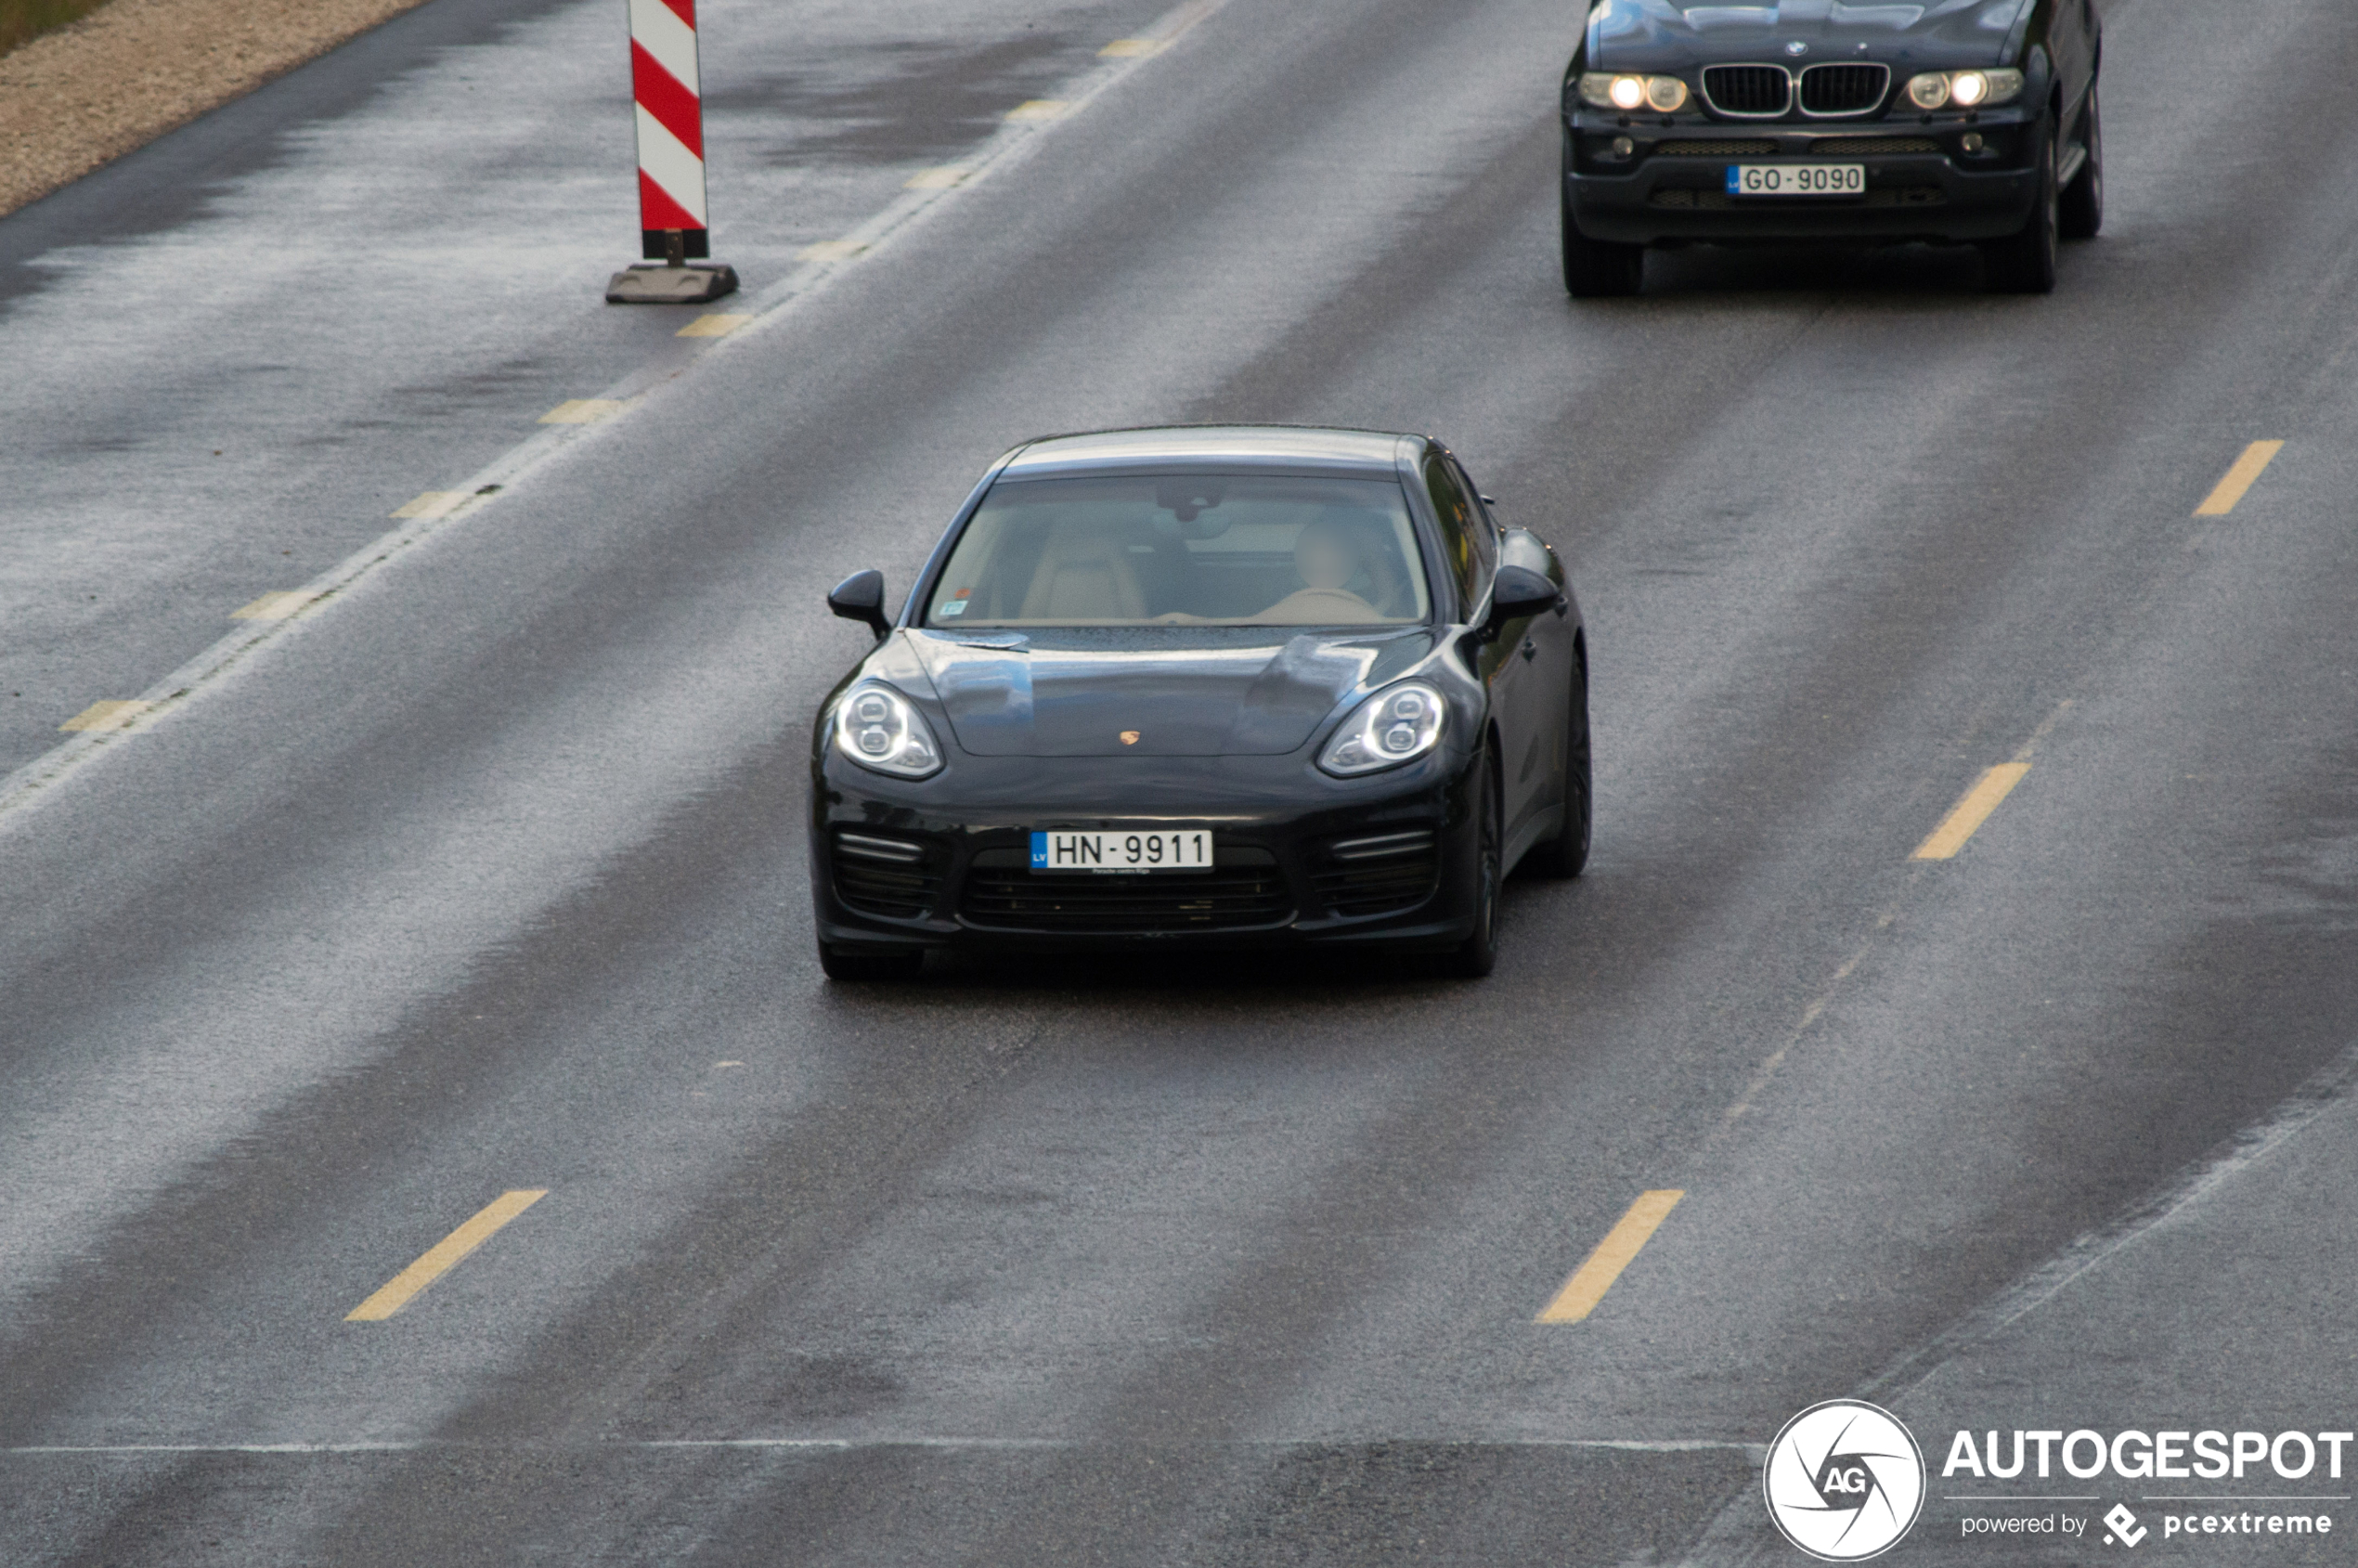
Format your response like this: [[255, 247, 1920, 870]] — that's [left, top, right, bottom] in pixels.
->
[[1702, 65, 1792, 118], [1813, 136, 1938, 156], [833, 833, 942, 919], [1313, 829, 1440, 918], [960, 848, 1290, 933], [1799, 63, 1890, 117], [1654, 138, 1780, 158]]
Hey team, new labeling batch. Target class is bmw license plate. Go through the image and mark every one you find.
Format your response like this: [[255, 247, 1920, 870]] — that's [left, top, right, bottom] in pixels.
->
[[1727, 162, 1865, 197], [1030, 829, 1213, 873]]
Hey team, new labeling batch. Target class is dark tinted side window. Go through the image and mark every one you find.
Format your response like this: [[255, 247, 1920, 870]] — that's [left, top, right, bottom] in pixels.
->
[[1423, 449, 1496, 611]]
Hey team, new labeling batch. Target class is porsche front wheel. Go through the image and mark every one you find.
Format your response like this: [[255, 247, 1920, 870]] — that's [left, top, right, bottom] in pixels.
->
[[1531, 655, 1592, 880], [1446, 750, 1503, 978]]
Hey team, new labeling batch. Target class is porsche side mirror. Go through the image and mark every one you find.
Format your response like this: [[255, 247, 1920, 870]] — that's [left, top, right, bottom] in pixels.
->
[[827, 569, 891, 640], [1481, 564, 1561, 639]]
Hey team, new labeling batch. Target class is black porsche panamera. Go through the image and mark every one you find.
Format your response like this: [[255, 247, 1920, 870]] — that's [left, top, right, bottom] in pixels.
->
[[808, 427, 1591, 981], [1560, 0, 2103, 296]]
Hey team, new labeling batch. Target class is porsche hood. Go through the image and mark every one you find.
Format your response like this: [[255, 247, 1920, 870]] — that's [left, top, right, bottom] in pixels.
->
[[905, 628, 1434, 758], [1587, 0, 2032, 73]]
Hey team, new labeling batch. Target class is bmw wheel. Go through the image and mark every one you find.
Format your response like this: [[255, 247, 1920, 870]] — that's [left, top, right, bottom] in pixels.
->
[[1562, 191, 1643, 299], [1981, 116, 2059, 294], [2059, 82, 2103, 240]]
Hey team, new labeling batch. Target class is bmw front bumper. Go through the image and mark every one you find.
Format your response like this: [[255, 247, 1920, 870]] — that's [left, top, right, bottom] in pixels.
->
[[1563, 114, 2041, 246]]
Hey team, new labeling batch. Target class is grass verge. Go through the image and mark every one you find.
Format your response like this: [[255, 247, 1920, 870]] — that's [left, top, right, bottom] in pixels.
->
[[0, 0, 110, 58]]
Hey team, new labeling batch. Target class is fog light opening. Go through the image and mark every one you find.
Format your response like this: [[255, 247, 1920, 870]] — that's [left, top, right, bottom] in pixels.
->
[[1611, 135, 1635, 158], [1961, 131, 1985, 153]]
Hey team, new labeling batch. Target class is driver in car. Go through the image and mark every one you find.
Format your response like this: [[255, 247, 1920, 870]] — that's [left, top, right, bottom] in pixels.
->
[[1250, 517, 1392, 624]]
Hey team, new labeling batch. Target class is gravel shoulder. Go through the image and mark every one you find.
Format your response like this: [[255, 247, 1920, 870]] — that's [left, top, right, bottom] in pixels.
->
[[0, 0, 435, 217]]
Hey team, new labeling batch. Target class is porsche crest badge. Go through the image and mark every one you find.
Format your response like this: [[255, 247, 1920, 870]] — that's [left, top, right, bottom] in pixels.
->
[[1120, 730, 1141, 745]]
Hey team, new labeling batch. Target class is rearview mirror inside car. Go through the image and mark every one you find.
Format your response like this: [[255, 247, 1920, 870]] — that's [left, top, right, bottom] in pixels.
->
[[827, 569, 891, 640]]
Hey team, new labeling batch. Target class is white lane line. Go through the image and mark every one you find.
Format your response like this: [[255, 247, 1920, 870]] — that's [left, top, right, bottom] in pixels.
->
[[1679, 1040, 2358, 1564], [4, 1436, 1767, 1457], [1862, 1036, 2358, 1403], [0, 0, 1237, 833]]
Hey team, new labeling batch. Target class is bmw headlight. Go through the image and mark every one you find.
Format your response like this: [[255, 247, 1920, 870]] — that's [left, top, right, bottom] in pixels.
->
[[1904, 68, 2024, 110], [1318, 682, 1446, 778], [1578, 72, 1690, 113], [831, 684, 944, 779]]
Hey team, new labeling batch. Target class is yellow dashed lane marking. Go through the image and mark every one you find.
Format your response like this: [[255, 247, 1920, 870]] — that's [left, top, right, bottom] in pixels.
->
[[391, 490, 467, 520], [1005, 99, 1070, 122], [1911, 762, 2030, 860], [677, 313, 753, 338], [797, 240, 868, 262], [904, 167, 969, 190], [59, 700, 151, 733], [1538, 1190, 1684, 1323], [539, 399, 626, 425], [230, 590, 317, 621], [345, 1190, 547, 1322], [2195, 440, 2285, 516], [1099, 38, 1165, 57]]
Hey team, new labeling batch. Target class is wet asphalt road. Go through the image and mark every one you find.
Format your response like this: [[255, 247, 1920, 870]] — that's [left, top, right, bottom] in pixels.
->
[[5, 0, 2358, 1562]]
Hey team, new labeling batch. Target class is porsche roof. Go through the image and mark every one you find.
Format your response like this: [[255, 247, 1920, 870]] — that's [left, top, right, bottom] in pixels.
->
[[999, 425, 1414, 479]]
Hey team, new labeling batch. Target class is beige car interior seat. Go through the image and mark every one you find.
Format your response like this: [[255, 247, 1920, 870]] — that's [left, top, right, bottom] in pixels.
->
[[1018, 526, 1149, 620]]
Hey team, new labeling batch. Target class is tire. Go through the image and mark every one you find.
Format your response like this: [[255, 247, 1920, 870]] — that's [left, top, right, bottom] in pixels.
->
[[818, 941, 925, 982], [1562, 191, 1643, 299], [1530, 654, 1592, 880], [2059, 82, 2103, 240], [1445, 749, 1503, 978], [1980, 117, 2059, 294]]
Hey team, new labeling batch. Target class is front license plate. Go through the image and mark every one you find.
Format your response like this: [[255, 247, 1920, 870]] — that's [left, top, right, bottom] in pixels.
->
[[1030, 829, 1213, 874], [1727, 162, 1865, 196]]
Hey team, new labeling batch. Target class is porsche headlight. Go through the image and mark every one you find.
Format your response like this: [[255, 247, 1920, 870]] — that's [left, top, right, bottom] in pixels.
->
[[1904, 68, 2024, 110], [1578, 72, 1690, 113], [831, 684, 944, 779], [1318, 682, 1446, 778]]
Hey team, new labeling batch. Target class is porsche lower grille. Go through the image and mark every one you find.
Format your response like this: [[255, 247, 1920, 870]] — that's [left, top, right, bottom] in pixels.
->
[[1313, 829, 1439, 918], [960, 853, 1290, 933], [833, 834, 942, 919]]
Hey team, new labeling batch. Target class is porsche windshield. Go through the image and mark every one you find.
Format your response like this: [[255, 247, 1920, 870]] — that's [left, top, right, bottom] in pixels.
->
[[923, 473, 1432, 628]]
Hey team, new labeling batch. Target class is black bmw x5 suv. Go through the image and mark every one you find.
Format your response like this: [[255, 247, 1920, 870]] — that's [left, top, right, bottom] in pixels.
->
[[1560, 0, 2102, 296]]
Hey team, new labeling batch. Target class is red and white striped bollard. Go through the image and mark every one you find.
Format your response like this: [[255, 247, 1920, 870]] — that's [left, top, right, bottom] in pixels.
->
[[606, 0, 738, 303]]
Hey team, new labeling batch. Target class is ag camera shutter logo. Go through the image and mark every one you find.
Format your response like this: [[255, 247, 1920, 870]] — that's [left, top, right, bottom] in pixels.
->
[[1764, 1399, 1927, 1561]]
